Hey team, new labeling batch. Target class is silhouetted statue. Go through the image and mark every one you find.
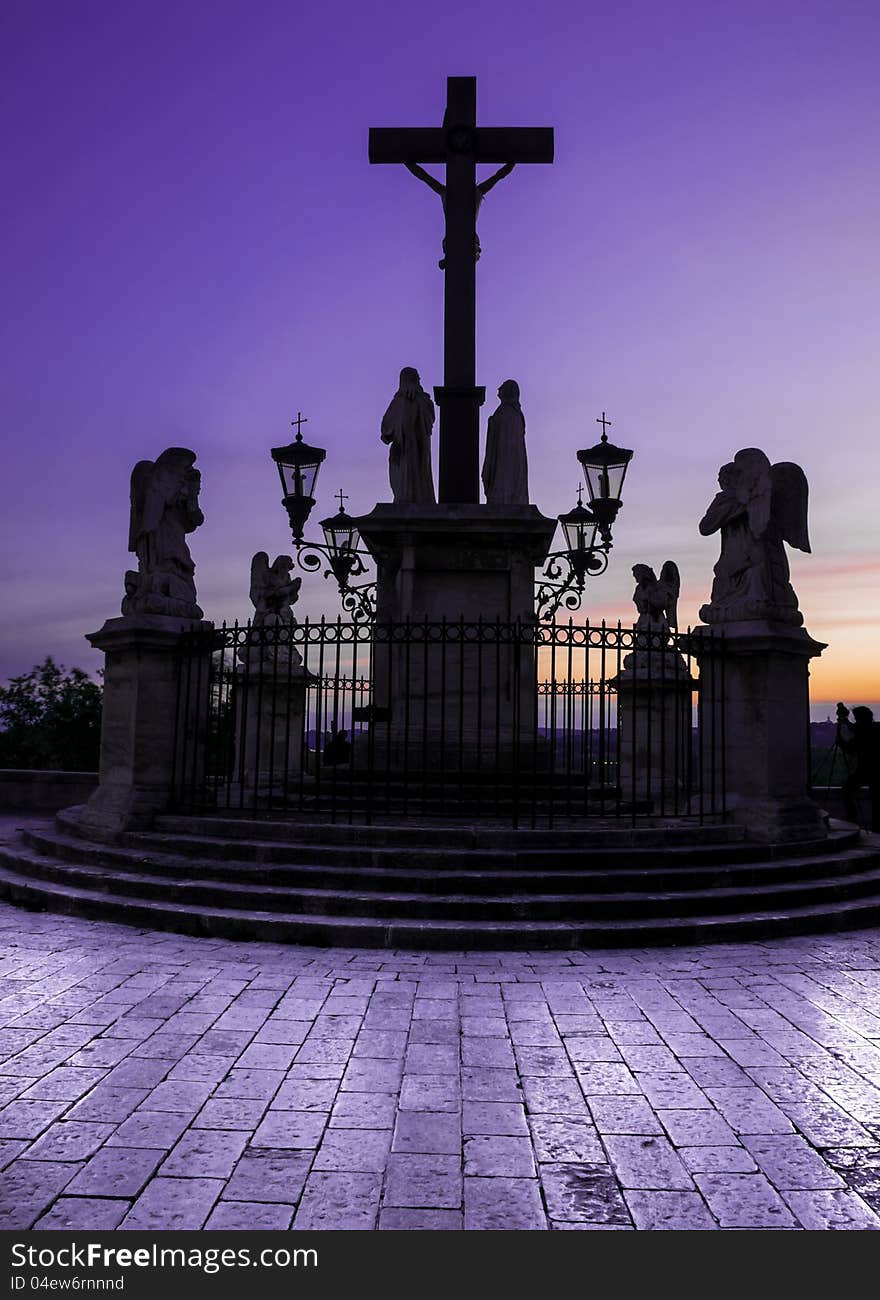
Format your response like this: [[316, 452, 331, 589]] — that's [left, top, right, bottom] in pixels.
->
[[380, 367, 436, 504], [323, 727, 352, 767], [482, 380, 529, 505], [632, 562, 680, 630], [837, 704, 880, 831], [623, 559, 686, 677], [406, 161, 515, 267], [242, 552, 302, 667], [250, 553, 301, 627], [699, 448, 810, 625], [122, 447, 203, 619]]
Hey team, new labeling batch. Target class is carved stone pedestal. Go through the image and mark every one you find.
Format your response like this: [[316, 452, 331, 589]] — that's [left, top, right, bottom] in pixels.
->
[[234, 667, 310, 795], [693, 620, 828, 842], [79, 615, 210, 833], [355, 504, 557, 769], [613, 652, 695, 809]]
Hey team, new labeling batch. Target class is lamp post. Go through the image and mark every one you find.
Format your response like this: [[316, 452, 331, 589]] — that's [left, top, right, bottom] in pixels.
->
[[271, 415, 377, 623], [535, 413, 634, 621], [536, 489, 608, 620], [576, 411, 634, 546], [311, 495, 376, 621], [270, 413, 327, 543]]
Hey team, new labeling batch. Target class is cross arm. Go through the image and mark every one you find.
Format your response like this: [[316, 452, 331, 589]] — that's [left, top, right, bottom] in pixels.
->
[[369, 128, 448, 164], [474, 128, 554, 164]]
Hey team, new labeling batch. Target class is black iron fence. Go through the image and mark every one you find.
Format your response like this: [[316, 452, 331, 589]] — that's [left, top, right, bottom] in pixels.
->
[[171, 619, 727, 826]]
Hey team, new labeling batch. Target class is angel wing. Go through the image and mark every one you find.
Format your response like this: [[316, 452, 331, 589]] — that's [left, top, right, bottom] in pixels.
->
[[770, 462, 811, 553], [249, 551, 271, 612], [658, 560, 680, 627], [127, 460, 155, 552]]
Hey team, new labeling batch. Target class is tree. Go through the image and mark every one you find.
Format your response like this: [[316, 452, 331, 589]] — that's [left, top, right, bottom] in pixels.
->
[[0, 658, 102, 771]]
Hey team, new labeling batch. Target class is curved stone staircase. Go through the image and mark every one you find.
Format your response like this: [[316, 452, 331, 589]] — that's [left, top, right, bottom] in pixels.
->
[[0, 807, 879, 948]]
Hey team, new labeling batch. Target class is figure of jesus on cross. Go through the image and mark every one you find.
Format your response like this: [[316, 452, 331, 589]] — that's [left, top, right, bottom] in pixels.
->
[[405, 159, 516, 268], [370, 77, 553, 504]]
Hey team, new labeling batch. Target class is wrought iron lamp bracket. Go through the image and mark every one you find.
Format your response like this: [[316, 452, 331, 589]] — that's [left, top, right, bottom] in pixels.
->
[[295, 541, 376, 623], [535, 546, 610, 622]]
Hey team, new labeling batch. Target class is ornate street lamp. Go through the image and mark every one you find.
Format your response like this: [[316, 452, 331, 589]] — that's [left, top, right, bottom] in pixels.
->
[[536, 489, 608, 621], [576, 411, 633, 545], [271, 412, 327, 542], [313, 497, 376, 621]]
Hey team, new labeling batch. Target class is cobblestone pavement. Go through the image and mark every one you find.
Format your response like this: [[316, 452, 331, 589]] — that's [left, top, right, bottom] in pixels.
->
[[1, 833, 880, 1229]]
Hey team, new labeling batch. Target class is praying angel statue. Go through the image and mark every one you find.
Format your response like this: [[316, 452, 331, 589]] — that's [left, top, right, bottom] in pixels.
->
[[699, 447, 811, 626], [405, 160, 515, 267], [239, 552, 303, 668]]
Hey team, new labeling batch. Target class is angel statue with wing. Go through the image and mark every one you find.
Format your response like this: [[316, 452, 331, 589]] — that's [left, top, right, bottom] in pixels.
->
[[698, 448, 811, 626], [122, 447, 204, 619], [626, 560, 688, 676], [239, 552, 303, 668], [632, 561, 680, 632]]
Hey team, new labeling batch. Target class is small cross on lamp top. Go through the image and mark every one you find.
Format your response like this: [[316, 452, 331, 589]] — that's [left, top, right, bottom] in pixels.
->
[[291, 411, 308, 441], [596, 411, 612, 441], [335, 489, 350, 513]]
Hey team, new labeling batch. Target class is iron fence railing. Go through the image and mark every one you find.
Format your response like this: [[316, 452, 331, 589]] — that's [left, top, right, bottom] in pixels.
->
[[171, 618, 726, 826]]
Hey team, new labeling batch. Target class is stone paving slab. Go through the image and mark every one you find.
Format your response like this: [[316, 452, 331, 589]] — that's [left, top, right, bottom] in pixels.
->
[[2, 878, 880, 1228]]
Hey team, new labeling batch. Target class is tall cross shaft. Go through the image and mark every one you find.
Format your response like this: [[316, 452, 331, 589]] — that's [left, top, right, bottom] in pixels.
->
[[369, 76, 553, 503]]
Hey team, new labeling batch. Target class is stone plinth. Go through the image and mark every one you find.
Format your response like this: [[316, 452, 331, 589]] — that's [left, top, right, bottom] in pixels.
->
[[233, 666, 310, 795], [356, 503, 557, 623], [613, 651, 695, 808], [355, 504, 557, 767], [692, 620, 827, 842], [79, 615, 210, 832]]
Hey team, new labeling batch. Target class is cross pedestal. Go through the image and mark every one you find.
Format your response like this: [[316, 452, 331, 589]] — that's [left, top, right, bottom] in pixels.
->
[[693, 621, 828, 842], [355, 504, 557, 768]]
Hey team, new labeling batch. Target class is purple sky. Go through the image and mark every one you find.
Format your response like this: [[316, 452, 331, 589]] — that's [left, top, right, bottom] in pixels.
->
[[2, 0, 878, 706]]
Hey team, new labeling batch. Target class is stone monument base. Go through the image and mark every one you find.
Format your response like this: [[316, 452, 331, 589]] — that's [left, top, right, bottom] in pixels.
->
[[355, 503, 558, 768], [613, 651, 695, 806], [79, 614, 210, 833], [356, 502, 558, 623], [233, 665, 310, 794], [693, 619, 827, 843]]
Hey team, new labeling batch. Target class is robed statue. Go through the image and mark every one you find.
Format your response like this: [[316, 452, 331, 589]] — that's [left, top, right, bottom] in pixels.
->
[[482, 379, 529, 506], [699, 447, 810, 626], [381, 367, 436, 504], [122, 447, 204, 619]]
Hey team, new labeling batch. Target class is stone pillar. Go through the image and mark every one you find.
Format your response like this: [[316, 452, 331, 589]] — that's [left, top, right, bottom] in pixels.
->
[[233, 668, 309, 796], [613, 651, 695, 811], [355, 504, 557, 768], [79, 615, 210, 833], [693, 620, 827, 842]]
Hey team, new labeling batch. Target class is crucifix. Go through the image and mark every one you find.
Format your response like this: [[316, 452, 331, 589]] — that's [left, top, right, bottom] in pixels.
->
[[370, 76, 553, 504]]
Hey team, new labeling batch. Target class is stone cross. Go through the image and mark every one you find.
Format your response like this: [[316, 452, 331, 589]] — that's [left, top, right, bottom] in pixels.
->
[[369, 76, 553, 504]]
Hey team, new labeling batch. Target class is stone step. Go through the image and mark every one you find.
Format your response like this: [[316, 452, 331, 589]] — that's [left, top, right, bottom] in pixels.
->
[[145, 810, 747, 850], [19, 826, 875, 896], [3, 839, 880, 922], [1, 855, 880, 949]]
